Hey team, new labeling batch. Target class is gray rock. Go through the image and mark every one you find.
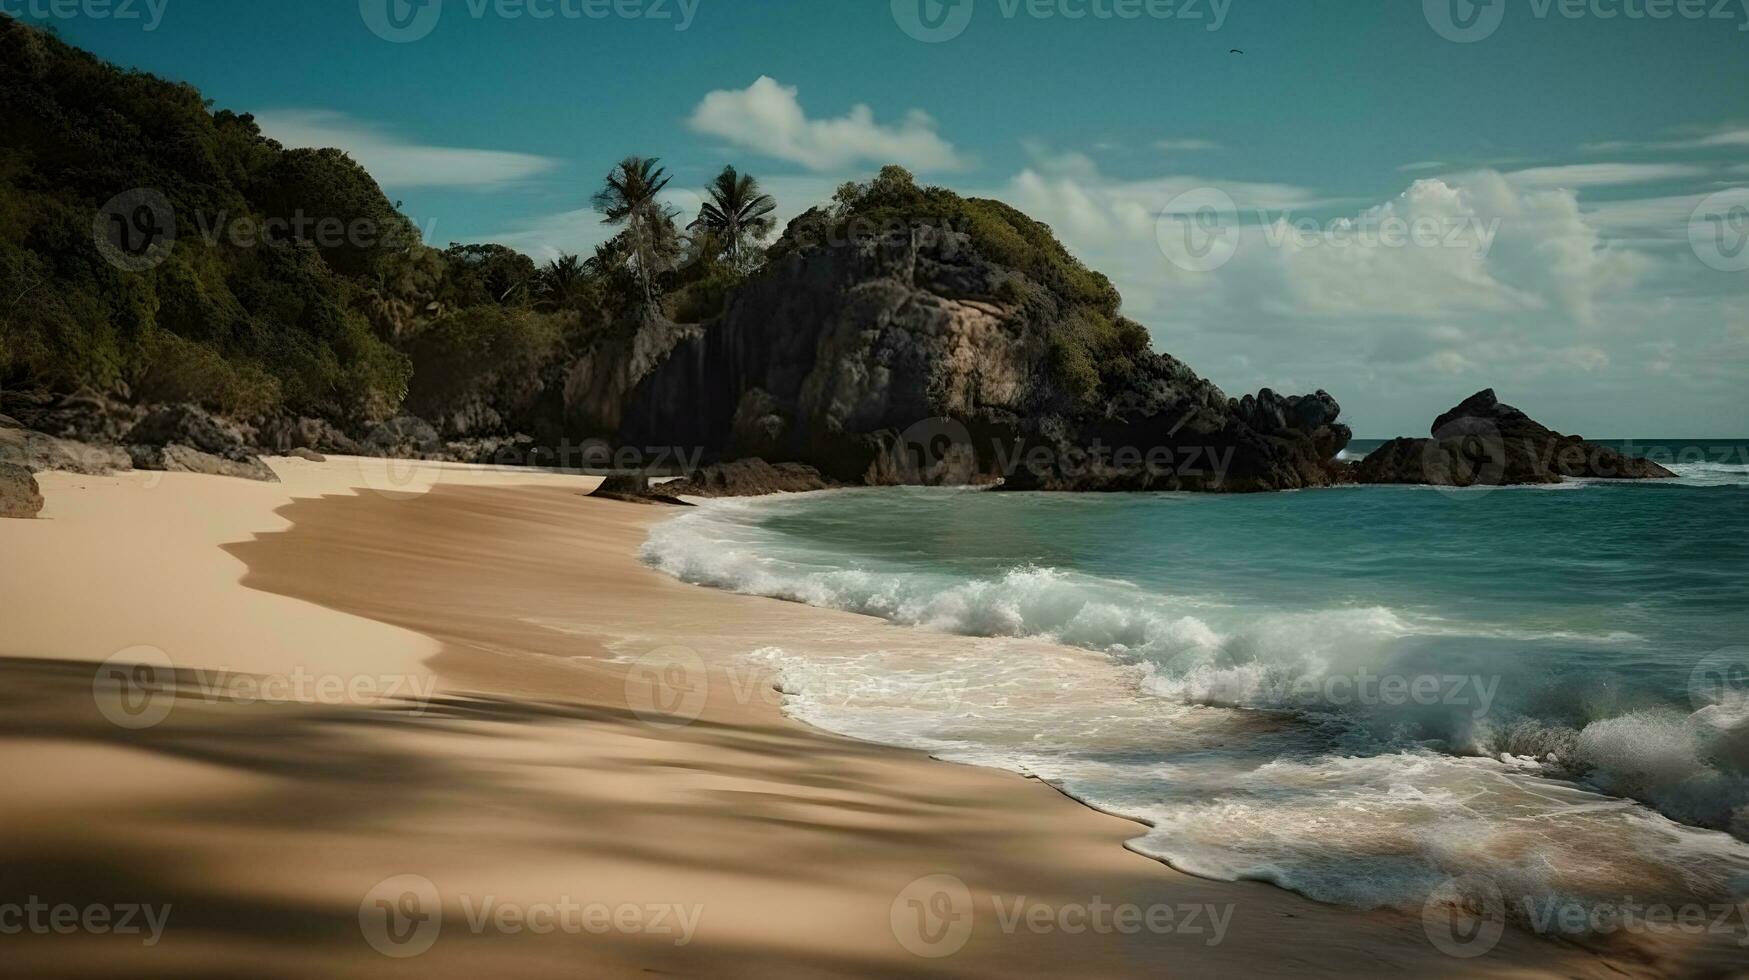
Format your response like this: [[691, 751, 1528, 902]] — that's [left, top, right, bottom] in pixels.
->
[[256, 415, 359, 456], [286, 447, 327, 462], [127, 404, 248, 458], [570, 221, 1349, 494], [661, 459, 840, 498], [129, 444, 279, 483], [1356, 389, 1676, 486], [0, 462, 43, 518], [0, 425, 133, 475], [1, 388, 142, 444], [363, 416, 443, 458]]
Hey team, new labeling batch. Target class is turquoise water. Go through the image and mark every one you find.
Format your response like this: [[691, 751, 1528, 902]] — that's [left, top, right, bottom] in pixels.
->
[[644, 454, 1749, 915]]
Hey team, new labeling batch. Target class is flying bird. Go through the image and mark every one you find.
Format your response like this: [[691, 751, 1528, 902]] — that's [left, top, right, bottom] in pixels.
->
[[1230, 48, 1245, 55]]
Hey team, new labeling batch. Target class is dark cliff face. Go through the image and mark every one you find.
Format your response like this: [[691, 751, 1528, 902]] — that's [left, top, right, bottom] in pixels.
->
[[1355, 388, 1676, 486], [569, 226, 1351, 492]]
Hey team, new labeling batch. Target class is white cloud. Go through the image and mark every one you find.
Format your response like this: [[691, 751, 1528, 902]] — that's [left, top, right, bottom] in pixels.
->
[[1155, 139, 1222, 153], [1580, 192, 1716, 243], [1582, 123, 1749, 154], [253, 109, 559, 190], [687, 77, 969, 173], [1503, 163, 1706, 190]]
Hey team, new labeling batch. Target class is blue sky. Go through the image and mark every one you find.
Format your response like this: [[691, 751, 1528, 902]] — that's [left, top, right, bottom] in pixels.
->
[[25, 0, 1749, 436]]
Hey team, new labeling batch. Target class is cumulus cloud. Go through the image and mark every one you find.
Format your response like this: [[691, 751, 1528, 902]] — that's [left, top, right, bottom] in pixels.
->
[[254, 109, 559, 189], [687, 77, 969, 173], [954, 150, 1719, 429]]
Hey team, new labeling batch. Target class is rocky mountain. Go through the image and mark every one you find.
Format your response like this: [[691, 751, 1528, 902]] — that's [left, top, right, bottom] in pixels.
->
[[567, 181, 1351, 493], [1355, 389, 1676, 486]]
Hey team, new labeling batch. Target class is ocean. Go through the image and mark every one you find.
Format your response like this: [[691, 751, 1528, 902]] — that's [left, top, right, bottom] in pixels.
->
[[642, 445, 1749, 919]]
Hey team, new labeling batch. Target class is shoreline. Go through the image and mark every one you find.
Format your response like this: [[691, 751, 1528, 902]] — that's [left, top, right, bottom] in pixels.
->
[[0, 460, 1670, 976]]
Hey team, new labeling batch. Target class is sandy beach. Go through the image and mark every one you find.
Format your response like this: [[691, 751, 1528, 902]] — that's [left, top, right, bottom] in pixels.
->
[[0, 460, 1686, 977]]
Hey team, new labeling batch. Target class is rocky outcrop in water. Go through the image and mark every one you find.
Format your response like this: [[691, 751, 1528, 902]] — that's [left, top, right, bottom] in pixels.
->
[[1355, 389, 1676, 486]]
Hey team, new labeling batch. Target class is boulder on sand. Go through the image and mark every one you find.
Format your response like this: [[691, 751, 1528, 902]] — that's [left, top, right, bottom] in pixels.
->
[[0, 461, 44, 518], [128, 444, 280, 483]]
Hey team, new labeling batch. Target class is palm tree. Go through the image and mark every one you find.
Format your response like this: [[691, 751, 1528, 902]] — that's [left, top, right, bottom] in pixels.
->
[[591, 156, 680, 311], [535, 253, 590, 312], [690, 166, 776, 272]]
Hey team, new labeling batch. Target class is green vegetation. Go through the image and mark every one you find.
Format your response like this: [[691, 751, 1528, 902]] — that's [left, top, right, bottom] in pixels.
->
[[1, 15, 1147, 429], [0, 18, 415, 419], [589, 157, 682, 314]]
